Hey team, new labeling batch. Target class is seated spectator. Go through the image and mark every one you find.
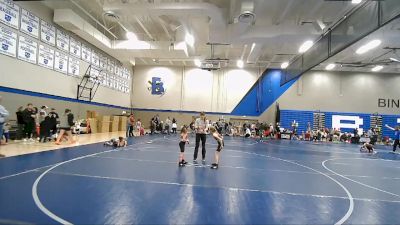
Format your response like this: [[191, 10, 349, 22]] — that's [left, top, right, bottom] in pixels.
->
[[104, 136, 127, 147], [360, 142, 374, 153], [244, 127, 251, 138]]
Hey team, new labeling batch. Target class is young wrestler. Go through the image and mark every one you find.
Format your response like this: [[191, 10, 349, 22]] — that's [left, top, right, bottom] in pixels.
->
[[178, 126, 189, 167], [210, 126, 224, 169], [360, 142, 374, 153]]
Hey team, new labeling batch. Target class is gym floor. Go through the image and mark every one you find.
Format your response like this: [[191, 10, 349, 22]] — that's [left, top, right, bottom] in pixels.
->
[[0, 135, 399, 224]]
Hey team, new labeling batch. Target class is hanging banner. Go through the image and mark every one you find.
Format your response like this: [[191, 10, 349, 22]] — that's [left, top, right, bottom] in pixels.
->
[[0, 25, 17, 57], [108, 59, 114, 74], [40, 20, 55, 46], [54, 51, 68, 74], [38, 44, 54, 70], [91, 51, 99, 67], [99, 55, 107, 70], [68, 56, 80, 76], [18, 35, 37, 64], [81, 43, 91, 63], [69, 37, 81, 58], [56, 29, 69, 52], [0, 0, 20, 29], [20, 8, 39, 39]]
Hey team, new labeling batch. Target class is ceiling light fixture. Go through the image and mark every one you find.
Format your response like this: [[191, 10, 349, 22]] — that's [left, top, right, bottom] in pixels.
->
[[325, 64, 336, 70], [299, 40, 313, 53], [185, 33, 195, 47], [126, 31, 137, 41], [281, 62, 289, 69], [352, 0, 362, 4], [371, 65, 383, 72], [390, 57, 400, 63], [194, 59, 201, 67], [356, 40, 381, 54], [237, 60, 244, 68]]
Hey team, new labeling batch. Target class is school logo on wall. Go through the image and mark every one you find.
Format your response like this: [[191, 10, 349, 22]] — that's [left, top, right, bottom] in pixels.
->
[[332, 115, 363, 134], [147, 77, 166, 96]]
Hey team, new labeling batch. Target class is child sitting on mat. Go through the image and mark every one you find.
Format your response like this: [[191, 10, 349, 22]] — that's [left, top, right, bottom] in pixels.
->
[[104, 136, 127, 147], [210, 126, 224, 169], [360, 142, 374, 153], [178, 126, 189, 167]]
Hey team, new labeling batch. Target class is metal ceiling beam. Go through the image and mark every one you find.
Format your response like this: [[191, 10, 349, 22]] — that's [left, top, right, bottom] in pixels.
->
[[135, 16, 155, 41], [157, 17, 173, 41], [69, 0, 118, 39]]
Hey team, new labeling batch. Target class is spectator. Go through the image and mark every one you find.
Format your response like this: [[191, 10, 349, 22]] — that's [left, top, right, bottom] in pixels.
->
[[0, 97, 9, 146], [55, 109, 75, 145], [165, 117, 172, 135], [128, 113, 135, 137], [2, 122, 10, 144], [16, 106, 25, 140], [48, 108, 59, 138], [23, 103, 36, 142], [172, 118, 177, 134]]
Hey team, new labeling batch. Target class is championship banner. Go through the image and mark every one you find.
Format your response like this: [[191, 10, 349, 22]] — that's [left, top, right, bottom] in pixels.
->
[[91, 51, 99, 67], [0, 25, 17, 57], [81, 43, 91, 63], [0, 0, 20, 29], [69, 37, 81, 58], [38, 44, 54, 70], [18, 35, 37, 64], [68, 56, 80, 76], [54, 51, 68, 74], [20, 8, 39, 39], [56, 29, 69, 52], [40, 20, 55, 46]]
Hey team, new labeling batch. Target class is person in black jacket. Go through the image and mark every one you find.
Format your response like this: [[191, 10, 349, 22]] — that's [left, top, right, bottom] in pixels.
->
[[23, 103, 36, 141], [48, 108, 59, 137], [16, 106, 25, 140]]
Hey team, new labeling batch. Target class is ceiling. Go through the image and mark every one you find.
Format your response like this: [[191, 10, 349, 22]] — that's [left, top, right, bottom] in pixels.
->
[[40, 0, 386, 70]]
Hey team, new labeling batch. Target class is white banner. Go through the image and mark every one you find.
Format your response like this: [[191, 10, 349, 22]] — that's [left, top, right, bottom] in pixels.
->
[[18, 36, 37, 64], [38, 44, 54, 70], [56, 29, 69, 52], [69, 37, 81, 58], [0, 0, 20, 29], [81, 43, 91, 63], [0, 25, 17, 57], [99, 55, 107, 70], [54, 51, 68, 74], [91, 51, 99, 67], [40, 20, 55, 46], [68, 56, 80, 76], [20, 8, 39, 39], [108, 59, 114, 74]]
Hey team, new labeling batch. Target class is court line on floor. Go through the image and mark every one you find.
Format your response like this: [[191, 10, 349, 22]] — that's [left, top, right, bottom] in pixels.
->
[[32, 145, 158, 224], [42, 170, 400, 204], [322, 158, 400, 199], [227, 149, 354, 225], [262, 142, 360, 155], [89, 155, 400, 181]]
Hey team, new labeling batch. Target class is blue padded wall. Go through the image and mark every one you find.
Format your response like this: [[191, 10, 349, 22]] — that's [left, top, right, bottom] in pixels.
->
[[281, 109, 400, 139], [231, 69, 297, 116]]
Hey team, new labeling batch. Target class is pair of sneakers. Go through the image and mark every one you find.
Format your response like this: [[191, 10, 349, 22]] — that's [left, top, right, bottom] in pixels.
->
[[193, 159, 206, 165], [179, 160, 188, 167], [210, 163, 218, 169]]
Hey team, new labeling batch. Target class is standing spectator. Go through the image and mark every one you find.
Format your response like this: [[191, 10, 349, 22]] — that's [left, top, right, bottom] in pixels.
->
[[128, 113, 135, 137], [16, 106, 25, 140], [48, 108, 59, 138], [150, 118, 156, 135], [0, 96, 9, 146], [136, 119, 142, 133], [38, 106, 48, 141], [2, 122, 10, 144], [23, 103, 36, 141], [33, 107, 40, 139], [193, 112, 207, 164], [172, 118, 177, 134], [55, 109, 75, 145], [165, 117, 172, 135]]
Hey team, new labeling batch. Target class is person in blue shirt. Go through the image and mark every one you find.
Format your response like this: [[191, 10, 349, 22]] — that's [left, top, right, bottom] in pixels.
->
[[385, 124, 400, 152]]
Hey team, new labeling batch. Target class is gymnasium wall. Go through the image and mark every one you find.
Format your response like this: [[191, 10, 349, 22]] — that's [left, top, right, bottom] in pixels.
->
[[258, 70, 400, 138], [0, 1, 132, 118], [131, 65, 260, 113]]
